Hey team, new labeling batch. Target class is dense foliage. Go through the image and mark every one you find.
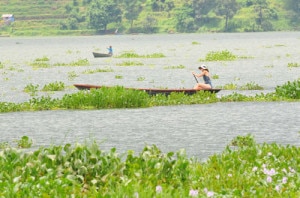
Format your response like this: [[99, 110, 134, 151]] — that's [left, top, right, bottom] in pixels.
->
[[1, 0, 300, 36], [1, 135, 300, 197]]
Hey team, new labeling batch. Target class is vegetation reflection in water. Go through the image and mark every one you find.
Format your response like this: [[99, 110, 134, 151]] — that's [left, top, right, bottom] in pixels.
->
[[1, 135, 300, 197], [0, 79, 299, 113]]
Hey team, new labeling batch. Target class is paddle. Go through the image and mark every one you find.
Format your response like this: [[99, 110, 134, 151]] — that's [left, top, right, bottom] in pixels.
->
[[193, 74, 199, 83]]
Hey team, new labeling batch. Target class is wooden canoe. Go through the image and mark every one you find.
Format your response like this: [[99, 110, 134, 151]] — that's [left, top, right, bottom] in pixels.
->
[[73, 84, 221, 96], [92, 52, 112, 58]]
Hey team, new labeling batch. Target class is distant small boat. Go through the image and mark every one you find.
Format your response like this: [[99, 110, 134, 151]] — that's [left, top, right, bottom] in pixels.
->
[[92, 52, 112, 58], [73, 84, 221, 96]]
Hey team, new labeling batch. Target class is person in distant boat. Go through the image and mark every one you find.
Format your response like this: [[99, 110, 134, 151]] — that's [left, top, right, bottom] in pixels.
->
[[192, 65, 212, 90], [107, 46, 113, 55]]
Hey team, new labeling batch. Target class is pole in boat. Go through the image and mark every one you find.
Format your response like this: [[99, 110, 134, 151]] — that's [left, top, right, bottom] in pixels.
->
[[193, 74, 199, 83]]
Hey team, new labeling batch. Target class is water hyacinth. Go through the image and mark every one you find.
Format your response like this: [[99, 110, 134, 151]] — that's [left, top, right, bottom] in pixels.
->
[[156, 185, 162, 193], [204, 188, 214, 197], [1, 135, 300, 197], [189, 189, 198, 197]]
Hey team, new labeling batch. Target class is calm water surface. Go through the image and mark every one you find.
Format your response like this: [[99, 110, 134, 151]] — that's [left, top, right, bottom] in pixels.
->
[[0, 32, 299, 158], [0, 102, 299, 159]]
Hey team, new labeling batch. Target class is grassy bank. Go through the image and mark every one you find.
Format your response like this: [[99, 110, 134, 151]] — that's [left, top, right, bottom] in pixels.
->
[[0, 135, 300, 197]]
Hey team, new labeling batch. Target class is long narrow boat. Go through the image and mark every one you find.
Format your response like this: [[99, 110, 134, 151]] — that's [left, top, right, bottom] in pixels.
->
[[73, 84, 221, 96], [92, 52, 112, 58]]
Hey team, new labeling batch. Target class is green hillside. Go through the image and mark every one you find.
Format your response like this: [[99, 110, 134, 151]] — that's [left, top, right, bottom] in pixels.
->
[[1, 0, 299, 36]]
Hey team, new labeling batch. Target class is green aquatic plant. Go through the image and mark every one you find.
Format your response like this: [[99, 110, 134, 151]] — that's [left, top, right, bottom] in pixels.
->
[[116, 61, 144, 66], [24, 83, 39, 96], [117, 51, 165, 58], [230, 134, 256, 147], [35, 56, 49, 61], [137, 76, 145, 81], [82, 68, 114, 74], [201, 50, 237, 61], [1, 135, 300, 197], [0, 62, 4, 69], [54, 58, 90, 66], [29, 61, 50, 68], [16, 136, 33, 148], [220, 83, 238, 90], [0, 80, 299, 113], [163, 64, 185, 69], [115, 75, 123, 79], [42, 81, 65, 91], [0, 141, 10, 149], [219, 92, 250, 102], [287, 62, 300, 68], [212, 74, 219, 79], [275, 79, 300, 99], [239, 82, 264, 90], [68, 71, 78, 80], [220, 82, 263, 90], [60, 87, 150, 109], [116, 51, 140, 58], [29, 56, 51, 68], [265, 65, 274, 68]]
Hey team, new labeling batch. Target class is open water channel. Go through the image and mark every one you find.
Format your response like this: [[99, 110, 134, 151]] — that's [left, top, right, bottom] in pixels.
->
[[0, 32, 299, 159]]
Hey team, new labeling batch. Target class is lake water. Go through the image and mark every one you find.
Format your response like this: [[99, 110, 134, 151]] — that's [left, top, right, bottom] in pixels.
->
[[0, 32, 299, 159]]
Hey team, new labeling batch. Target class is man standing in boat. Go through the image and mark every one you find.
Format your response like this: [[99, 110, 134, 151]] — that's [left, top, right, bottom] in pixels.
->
[[192, 65, 213, 90], [107, 46, 113, 55]]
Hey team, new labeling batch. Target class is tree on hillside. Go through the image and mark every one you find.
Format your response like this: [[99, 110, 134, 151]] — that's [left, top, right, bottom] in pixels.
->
[[151, 0, 174, 12], [284, 0, 300, 13], [88, 0, 122, 31], [192, 0, 217, 24], [123, 0, 144, 28], [252, 0, 274, 31], [215, 0, 238, 32], [61, 4, 85, 30], [284, 0, 300, 25], [174, 4, 196, 32], [175, 0, 218, 32]]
